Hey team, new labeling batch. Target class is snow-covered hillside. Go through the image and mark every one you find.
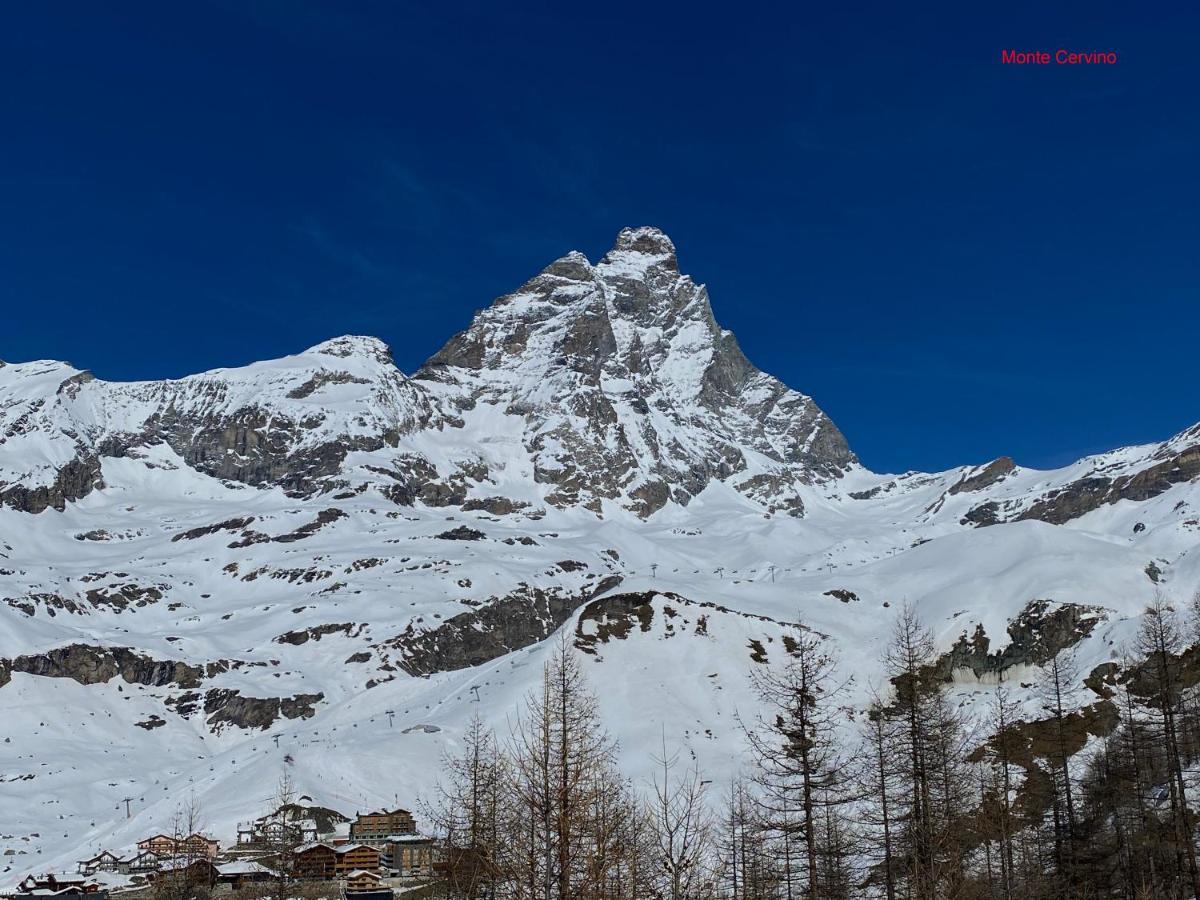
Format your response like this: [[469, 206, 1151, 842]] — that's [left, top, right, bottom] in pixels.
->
[[1, 227, 1198, 881]]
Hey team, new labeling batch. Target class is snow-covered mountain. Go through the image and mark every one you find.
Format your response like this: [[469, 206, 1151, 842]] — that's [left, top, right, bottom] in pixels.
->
[[1, 227, 1198, 879]]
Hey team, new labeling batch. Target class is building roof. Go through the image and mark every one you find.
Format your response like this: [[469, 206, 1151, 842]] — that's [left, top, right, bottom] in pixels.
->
[[217, 861, 276, 877], [334, 844, 375, 855], [344, 870, 380, 881], [78, 852, 118, 863], [137, 832, 215, 845], [384, 835, 432, 844], [155, 857, 215, 873], [25, 889, 94, 897]]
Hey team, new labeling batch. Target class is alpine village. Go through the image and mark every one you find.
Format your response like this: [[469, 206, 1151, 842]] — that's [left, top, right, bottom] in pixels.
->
[[9, 801, 434, 900]]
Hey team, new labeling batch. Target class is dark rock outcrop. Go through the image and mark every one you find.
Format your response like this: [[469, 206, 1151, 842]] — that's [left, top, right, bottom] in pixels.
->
[[1018, 445, 1200, 525], [937, 599, 1105, 680], [461, 496, 529, 515], [203, 689, 324, 730], [272, 508, 347, 542], [389, 576, 623, 675], [961, 501, 1002, 527], [0, 452, 103, 513], [0, 644, 203, 690], [274, 623, 358, 645], [171, 517, 256, 542], [948, 456, 1016, 495], [435, 525, 486, 541]]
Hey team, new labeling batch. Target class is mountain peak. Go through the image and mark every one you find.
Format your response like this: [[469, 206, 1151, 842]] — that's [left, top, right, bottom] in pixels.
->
[[417, 226, 855, 515], [611, 225, 676, 255], [303, 335, 395, 365], [601, 226, 678, 273]]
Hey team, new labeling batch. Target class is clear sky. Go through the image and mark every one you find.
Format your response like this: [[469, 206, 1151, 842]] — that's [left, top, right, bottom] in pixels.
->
[[2, 2, 1197, 473]]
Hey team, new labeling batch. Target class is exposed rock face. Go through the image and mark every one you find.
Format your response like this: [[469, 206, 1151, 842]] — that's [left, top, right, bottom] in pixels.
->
[[274, 623, 358, 645], [1018, 445, 1200, 525], [271, 508, 347, 542], [961, 501, 1003, 527], [388, 576, 623, 675], [418, 227, 855, 516], [0, 338, 438, 511], [83, 582, 165, 611], [948, 456, 1016, 495], [0, 452, 103, 513], [203, 689, 324, 730], [171, 517, 256, 542], [0, 644, 203, 690], [435, 525, 486, 541], [461, 496, 530, 515], [938, 599, 1106, 680], [573, 591, 660, 652]]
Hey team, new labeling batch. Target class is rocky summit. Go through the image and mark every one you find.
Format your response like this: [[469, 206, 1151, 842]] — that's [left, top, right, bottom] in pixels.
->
[[418, 226, 854, 516], [1, 227, 1199, 877]]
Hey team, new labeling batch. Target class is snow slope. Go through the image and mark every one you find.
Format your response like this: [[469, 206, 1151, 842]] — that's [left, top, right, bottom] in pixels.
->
[[1, 228, 1197, 881]]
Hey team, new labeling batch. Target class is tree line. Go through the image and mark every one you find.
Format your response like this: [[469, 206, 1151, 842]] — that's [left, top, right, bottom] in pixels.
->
[[428, 593, 1200, 900]]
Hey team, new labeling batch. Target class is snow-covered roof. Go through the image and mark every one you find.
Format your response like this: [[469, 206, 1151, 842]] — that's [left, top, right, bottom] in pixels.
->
[[217, 861, 275, 876]]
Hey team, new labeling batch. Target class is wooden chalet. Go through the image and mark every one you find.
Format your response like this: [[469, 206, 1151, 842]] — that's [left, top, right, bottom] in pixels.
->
[[294, 843, 338, 880], [18, 876, 90, 893], [147, 858, 218, 888], [293, 842, 381, 880], [76, 848, 161, 877], [216, 860, 276, 890], [14, 875, 107, 900], [136, 833, 218, 860], [335, 844, 381, 875], [344, 869, 382, 892], [75, 852, 120, 875], [343, 869, 392, 900], [117, 850, 162, 875]]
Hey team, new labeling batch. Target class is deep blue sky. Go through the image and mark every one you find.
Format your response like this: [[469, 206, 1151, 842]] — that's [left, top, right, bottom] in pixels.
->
[[2, 3, 1197, 473]]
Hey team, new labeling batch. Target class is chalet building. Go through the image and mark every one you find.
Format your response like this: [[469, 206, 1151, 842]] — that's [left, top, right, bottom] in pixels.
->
[[216, 860, 277, 890], [77, 848, 161, 877], [76, 852, 120, 875], [136, 833, 218, 860], [293, 842, 381, 880], [294, 843, 339, 881], [237, 811, 319, 846], [135, 835, 176, 857], [344, 869, 383, 892], [148, 859, 218, 888], [335, 844, 382, 876], [13, 887, 107, 899], [14, 875, 107, 900], [349, 809, 416, 845], [381, 835, 435, 877], [118, 850, 162, 875], [19, 875, 93, 893]]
